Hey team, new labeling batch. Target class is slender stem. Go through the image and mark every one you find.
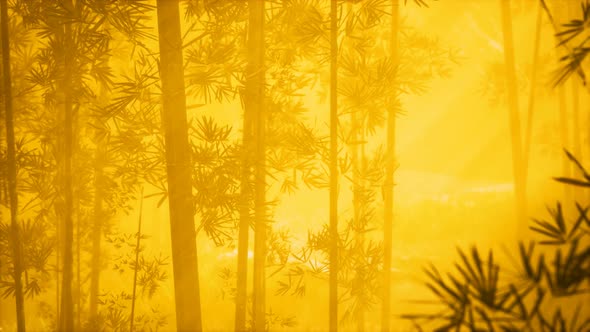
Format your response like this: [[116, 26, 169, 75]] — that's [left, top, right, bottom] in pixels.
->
[[500, 0, 527, 236], [234, 44, 253, 332], [129, 188, 144, 332], [250, 0, 266, 330], [89, 113, 106, 323], [568, 0, 582, 201], [1, 0, 26, 330], [76, 200, 81, 330], [571, 78, 581, 199], [557, 86, 572, 201], [59, 0, 75, 329], [329, 0, 339, 331], [522, 1, 542, 183], [56, 208, 60, 324], [382, 2, 399, 330]]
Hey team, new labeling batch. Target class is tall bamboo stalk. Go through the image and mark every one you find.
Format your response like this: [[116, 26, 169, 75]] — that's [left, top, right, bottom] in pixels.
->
[[548, 1, 573, 203], [0, 0, 26, 330], [329, 0, 339, 330], [129, 189, 144, 332], [55, 207, 60, 323], [567, 2, 583, 203], [59, 0, 75, 329], [76, 199, 81, 330], [89, 40, 110, 323], [346, 4, 365, 331], [558, 86, 572, 201], [234, 2, 256, 329], [234, 122, 251, 332], [353, 123, 364, 332], [499, 0, 527, 237], [251, 0, 266, 330], [89, 102, 106, 323], [156, 1, 203, 330], [571, 78, 582, 200], [381, 1, 398, 331], [522, 1, 542, 184]]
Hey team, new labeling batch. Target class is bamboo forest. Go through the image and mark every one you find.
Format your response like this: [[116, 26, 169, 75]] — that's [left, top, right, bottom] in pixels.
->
[[3, 0, 590, 331]]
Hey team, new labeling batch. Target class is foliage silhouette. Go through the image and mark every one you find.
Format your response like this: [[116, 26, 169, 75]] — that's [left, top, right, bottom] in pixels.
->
[[406, 151, 590, 331], [540, 0, 590, 86]]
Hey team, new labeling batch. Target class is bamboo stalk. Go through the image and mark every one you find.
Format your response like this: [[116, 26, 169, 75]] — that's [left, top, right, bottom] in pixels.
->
[[381, 1, 399, 331], [0, 0, 26, 329], [250, 0, 266, 330], [329, 0, 339, 330], [499, 0, 527, 237], [129, 188, 144, 332], [522, 1, 543, 183]]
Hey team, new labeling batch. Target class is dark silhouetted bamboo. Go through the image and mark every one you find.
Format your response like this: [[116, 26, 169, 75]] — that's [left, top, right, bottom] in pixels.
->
[[1, 0, 26, 330], [499, 0, 527, 236], [156, 1, 203, 330], [329, 0, 339, 331], [251, 0, 266, 330]]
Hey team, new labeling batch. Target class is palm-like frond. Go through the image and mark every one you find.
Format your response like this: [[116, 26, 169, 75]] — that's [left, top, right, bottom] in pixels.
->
[[554, 149, 590, 187], [544, 240, 590, 297], [405, 0, 436, 8], [454, 247, 508, 309], [553, 46, 589, 87], [553, 1, 590, 86], [409, 153, 590, 330]]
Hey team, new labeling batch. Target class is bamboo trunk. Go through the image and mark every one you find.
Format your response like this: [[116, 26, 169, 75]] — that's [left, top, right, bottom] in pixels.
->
[[568, 2, 583, 203], [88, 53, 110, 325], [522, 1, 542, 184], [499, 0, 527, 237], [76, 200, 81, 330], [329, 0, 339, 330], [55, 206, 60, 322], [88, 120, 105, 323], [155, 1, 203, 330], [381, 1, 398, 331], [234, 8, 255, 330], [353, 131, 364, 332], [0, 0, 26, 330], [571, 78, 582, 200], [353, 118, 364, 332], [558, 86, 572, 201], [234, 117, 251, 332], [250, 0, 266, 330], [547, 1, 573, 203], [346, 4, 366, 330], [129, 189, 144, 332], [59, 0, 75, 328]]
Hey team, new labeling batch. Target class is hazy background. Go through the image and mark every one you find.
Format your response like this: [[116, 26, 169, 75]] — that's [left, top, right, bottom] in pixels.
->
[[0, 0, 587, 331]]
